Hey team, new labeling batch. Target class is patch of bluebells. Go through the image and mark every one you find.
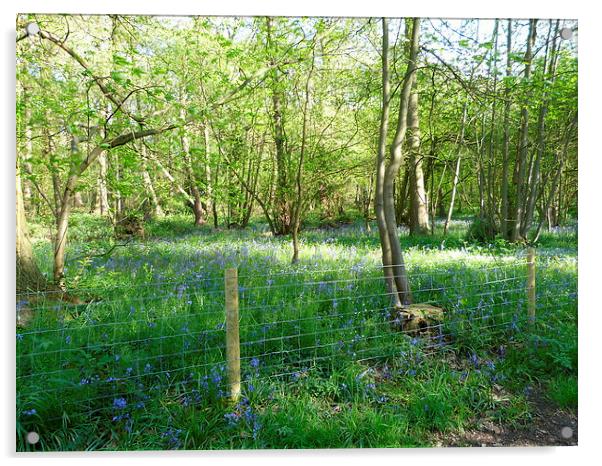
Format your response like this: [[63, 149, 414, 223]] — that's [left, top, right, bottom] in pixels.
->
[[224, 397, 262, 440], [161, 427, 183, 449], [180, 389, 202, 407]]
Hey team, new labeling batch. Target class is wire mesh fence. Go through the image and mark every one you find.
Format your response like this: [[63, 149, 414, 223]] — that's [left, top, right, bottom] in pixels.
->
[[16, 250, 577, 429]]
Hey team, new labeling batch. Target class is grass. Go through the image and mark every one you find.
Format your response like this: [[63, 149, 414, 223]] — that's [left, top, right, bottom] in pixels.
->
[[16, 212, 577, 450]]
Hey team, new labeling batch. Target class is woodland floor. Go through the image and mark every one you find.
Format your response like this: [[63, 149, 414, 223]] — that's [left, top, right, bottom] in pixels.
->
[[433, 387, 577, 447]]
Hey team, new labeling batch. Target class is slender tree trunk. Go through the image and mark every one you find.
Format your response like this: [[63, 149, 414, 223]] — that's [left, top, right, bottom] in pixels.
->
[[485, 19, 500, 229], [444, 102, 468, 235], [444, 156, 462, 236], [203, 122, 216, 227], [266, 17, 291, 235], [383, 18, 420, 306], [180, 110, 205, 226], [96, 151, 110, 216], [508, 19, 537, 242], [375, 18, 402, 309], [408, 83, 430, 235], [140, 143, 164, 218], [363, 176, 374, 232], [136, 95, 164, 219], [291, 33, 316, 263], [501, 19, 513, 239]]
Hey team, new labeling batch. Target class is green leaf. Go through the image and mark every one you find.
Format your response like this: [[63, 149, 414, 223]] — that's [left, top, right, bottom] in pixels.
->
[[110, 71, 126, 84], [131, 67, 145, 78], [112, 54, 131, 66]]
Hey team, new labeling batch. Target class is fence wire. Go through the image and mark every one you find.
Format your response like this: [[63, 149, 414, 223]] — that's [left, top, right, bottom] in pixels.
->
[[16, 257, 577, 426]]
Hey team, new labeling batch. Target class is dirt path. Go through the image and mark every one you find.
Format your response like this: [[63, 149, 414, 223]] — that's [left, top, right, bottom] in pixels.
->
[[433, 391, 577, 447]]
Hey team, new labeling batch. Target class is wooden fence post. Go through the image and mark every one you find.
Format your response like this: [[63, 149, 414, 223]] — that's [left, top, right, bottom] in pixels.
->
[[225, 268, 241, 401], [527, 247, 536, 324]]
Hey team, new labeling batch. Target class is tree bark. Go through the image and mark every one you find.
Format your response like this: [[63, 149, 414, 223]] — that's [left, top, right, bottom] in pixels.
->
[[375, 18, 402, 309], [501, 19, 513, 239], [508, 19, 537, 242], [17, 160, 46, 292], [291, 32, 317, 263], [266, 17, 291, 236], [521, 20, 560, 238], [383, 18, 421, 306], [408, 82, 430, 235], [444, 102, 468, 236], [180, 110, 206, 226], [140, 143, 164, 219]]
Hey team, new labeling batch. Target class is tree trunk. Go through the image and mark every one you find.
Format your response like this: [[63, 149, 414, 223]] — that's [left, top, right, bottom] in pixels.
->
[[95, 151, 110, 216], [521, 20, 560, 238], [383, 18, 420, 306], [140, 144, 164, 219], [501, 19, 513, 239], [375, 18, 402, 309], [180, 111, 206, 227], [444, 102, 468, 236], [266, 17, 291, 236], [291, 31, 317, 264], [203, 122, 216, 227], [408, 82, 430, 235], [508, 19, 537, 242], [16, 161, 46, 292]]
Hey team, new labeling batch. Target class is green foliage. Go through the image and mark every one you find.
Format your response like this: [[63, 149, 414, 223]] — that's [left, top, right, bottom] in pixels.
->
[[547, 375, 577, 409]]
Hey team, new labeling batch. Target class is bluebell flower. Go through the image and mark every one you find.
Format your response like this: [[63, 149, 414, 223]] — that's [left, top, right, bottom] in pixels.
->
[[113, 397, 127, 409], [224, 412, 240, 426], [23, 408, 36, 416], [250, 357, 260, 368], [65, 335, 72, 344], [16, 333, 23, 341], [470, 352, 480, 368]]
